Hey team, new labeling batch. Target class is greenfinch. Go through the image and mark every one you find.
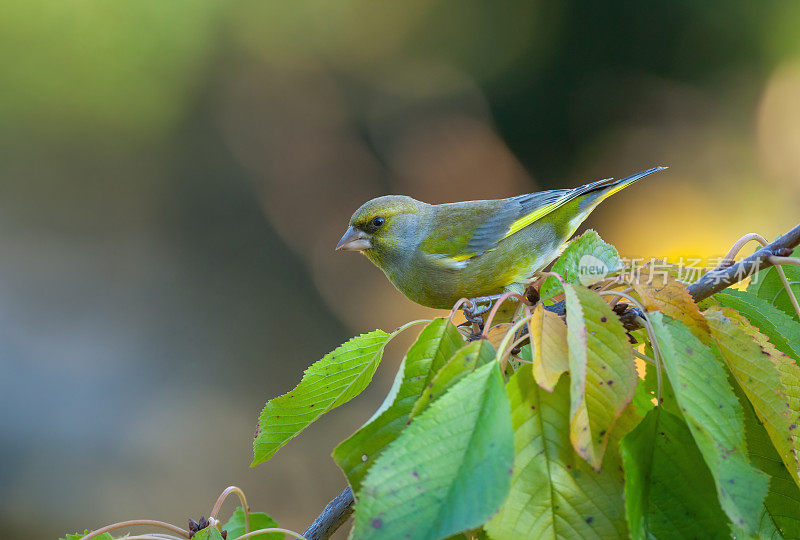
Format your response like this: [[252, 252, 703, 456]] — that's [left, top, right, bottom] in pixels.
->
[[336, 167, 665, 309]]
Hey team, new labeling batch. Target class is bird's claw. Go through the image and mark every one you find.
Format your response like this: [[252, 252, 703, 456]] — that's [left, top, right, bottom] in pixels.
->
[[461, 294, 505, 326], [463, 305, 489, 326]]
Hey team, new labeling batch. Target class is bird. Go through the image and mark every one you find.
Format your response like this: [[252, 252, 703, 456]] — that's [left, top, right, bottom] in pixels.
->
[[336, 166, 666, 310]]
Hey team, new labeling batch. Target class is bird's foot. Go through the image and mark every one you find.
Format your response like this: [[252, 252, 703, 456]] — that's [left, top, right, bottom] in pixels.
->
[[462, 294, 505, 325]]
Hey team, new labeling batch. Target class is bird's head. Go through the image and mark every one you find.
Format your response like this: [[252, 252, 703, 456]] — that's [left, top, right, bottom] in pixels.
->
[[336, 195, 424, 263]]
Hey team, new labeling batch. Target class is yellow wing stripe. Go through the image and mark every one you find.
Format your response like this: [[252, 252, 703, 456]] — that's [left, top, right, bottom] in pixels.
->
[[501, 176, 640, 241], [502, 200, 564, 240], [450, 253, 473, 262]]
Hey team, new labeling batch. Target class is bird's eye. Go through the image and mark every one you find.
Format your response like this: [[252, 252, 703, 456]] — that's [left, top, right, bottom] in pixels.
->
[[371, 216, 385, 228]]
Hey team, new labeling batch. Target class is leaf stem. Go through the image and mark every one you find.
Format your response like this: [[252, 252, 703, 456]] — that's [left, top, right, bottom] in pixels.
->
[[79, 520, 190, 540], [234, 527, 308, 540], [766, 256, 800, 320], [209, 486, 250, 534], [495, 314, 534, 363], [632, 349, 656, 365], [597, 290, 664, 403], [119, 535, 185, 540], [716, 234, 800, 319], [505, 335, 534, 364], [448, 298, 472, 322], [719, 233, 769, 267], [768, 255, 800, 266], [390, 319, 432, 339], [481, 292, 526, 336]]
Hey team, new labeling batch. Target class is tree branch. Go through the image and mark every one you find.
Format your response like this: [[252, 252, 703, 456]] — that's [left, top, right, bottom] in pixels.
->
[[302, 486, 354, 540], [549, 221, 800, 330], [686, 222, 800, 299], [304, 221, 800, 539]]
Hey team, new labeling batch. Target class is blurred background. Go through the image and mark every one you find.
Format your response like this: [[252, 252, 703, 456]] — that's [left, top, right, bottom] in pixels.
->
[[2, 1, 799, 538]]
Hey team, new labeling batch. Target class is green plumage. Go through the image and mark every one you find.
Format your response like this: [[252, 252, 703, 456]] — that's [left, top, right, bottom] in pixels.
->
[[337, 167, 665, 309]]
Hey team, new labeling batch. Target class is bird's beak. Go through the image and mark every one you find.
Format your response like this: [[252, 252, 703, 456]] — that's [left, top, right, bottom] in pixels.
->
[[335, 226, 372, 251]]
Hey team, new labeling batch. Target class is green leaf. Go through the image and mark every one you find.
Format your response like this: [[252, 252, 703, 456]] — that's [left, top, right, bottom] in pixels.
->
[[222, 506, 282, 540], [649, 312, 769, 534], [540, 230, 622, 301], [621, 407, 730, 539], [334, 318, 465, 493], [409, 338, 495, 418], [192, 527, 226, 540], [529, 302, 569, 391], [714, 289, 800, 361], [252, 329, 392, 466], [60, 532, 114, 540], [736, 381, 800, 538], [352, 362, 514, 540], [749, 265, 800, 322], [485, 362, 628, 539], [564, 283, 637, 470], [706, 308, 800, 489]]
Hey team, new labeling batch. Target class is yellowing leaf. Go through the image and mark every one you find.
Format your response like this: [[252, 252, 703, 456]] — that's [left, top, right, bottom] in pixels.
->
[[563, 283, 637, 470], [714, 289, 800, 361], [630, 266, 710, 341], [529, 302, 569, 392], [485, 320, 513, 350], [706, 307, 800, 489]]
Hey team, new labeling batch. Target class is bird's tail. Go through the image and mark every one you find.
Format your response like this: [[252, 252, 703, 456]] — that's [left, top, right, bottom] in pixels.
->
[[577, 166, 668, 202]]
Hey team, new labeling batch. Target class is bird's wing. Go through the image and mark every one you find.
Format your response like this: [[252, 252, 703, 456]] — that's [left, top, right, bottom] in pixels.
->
[[418, 167, 665, 268], [418, 188, 574, 268]]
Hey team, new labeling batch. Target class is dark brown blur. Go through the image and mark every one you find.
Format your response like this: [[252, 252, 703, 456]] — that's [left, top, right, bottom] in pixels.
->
[[2, 2, 799, 538]]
